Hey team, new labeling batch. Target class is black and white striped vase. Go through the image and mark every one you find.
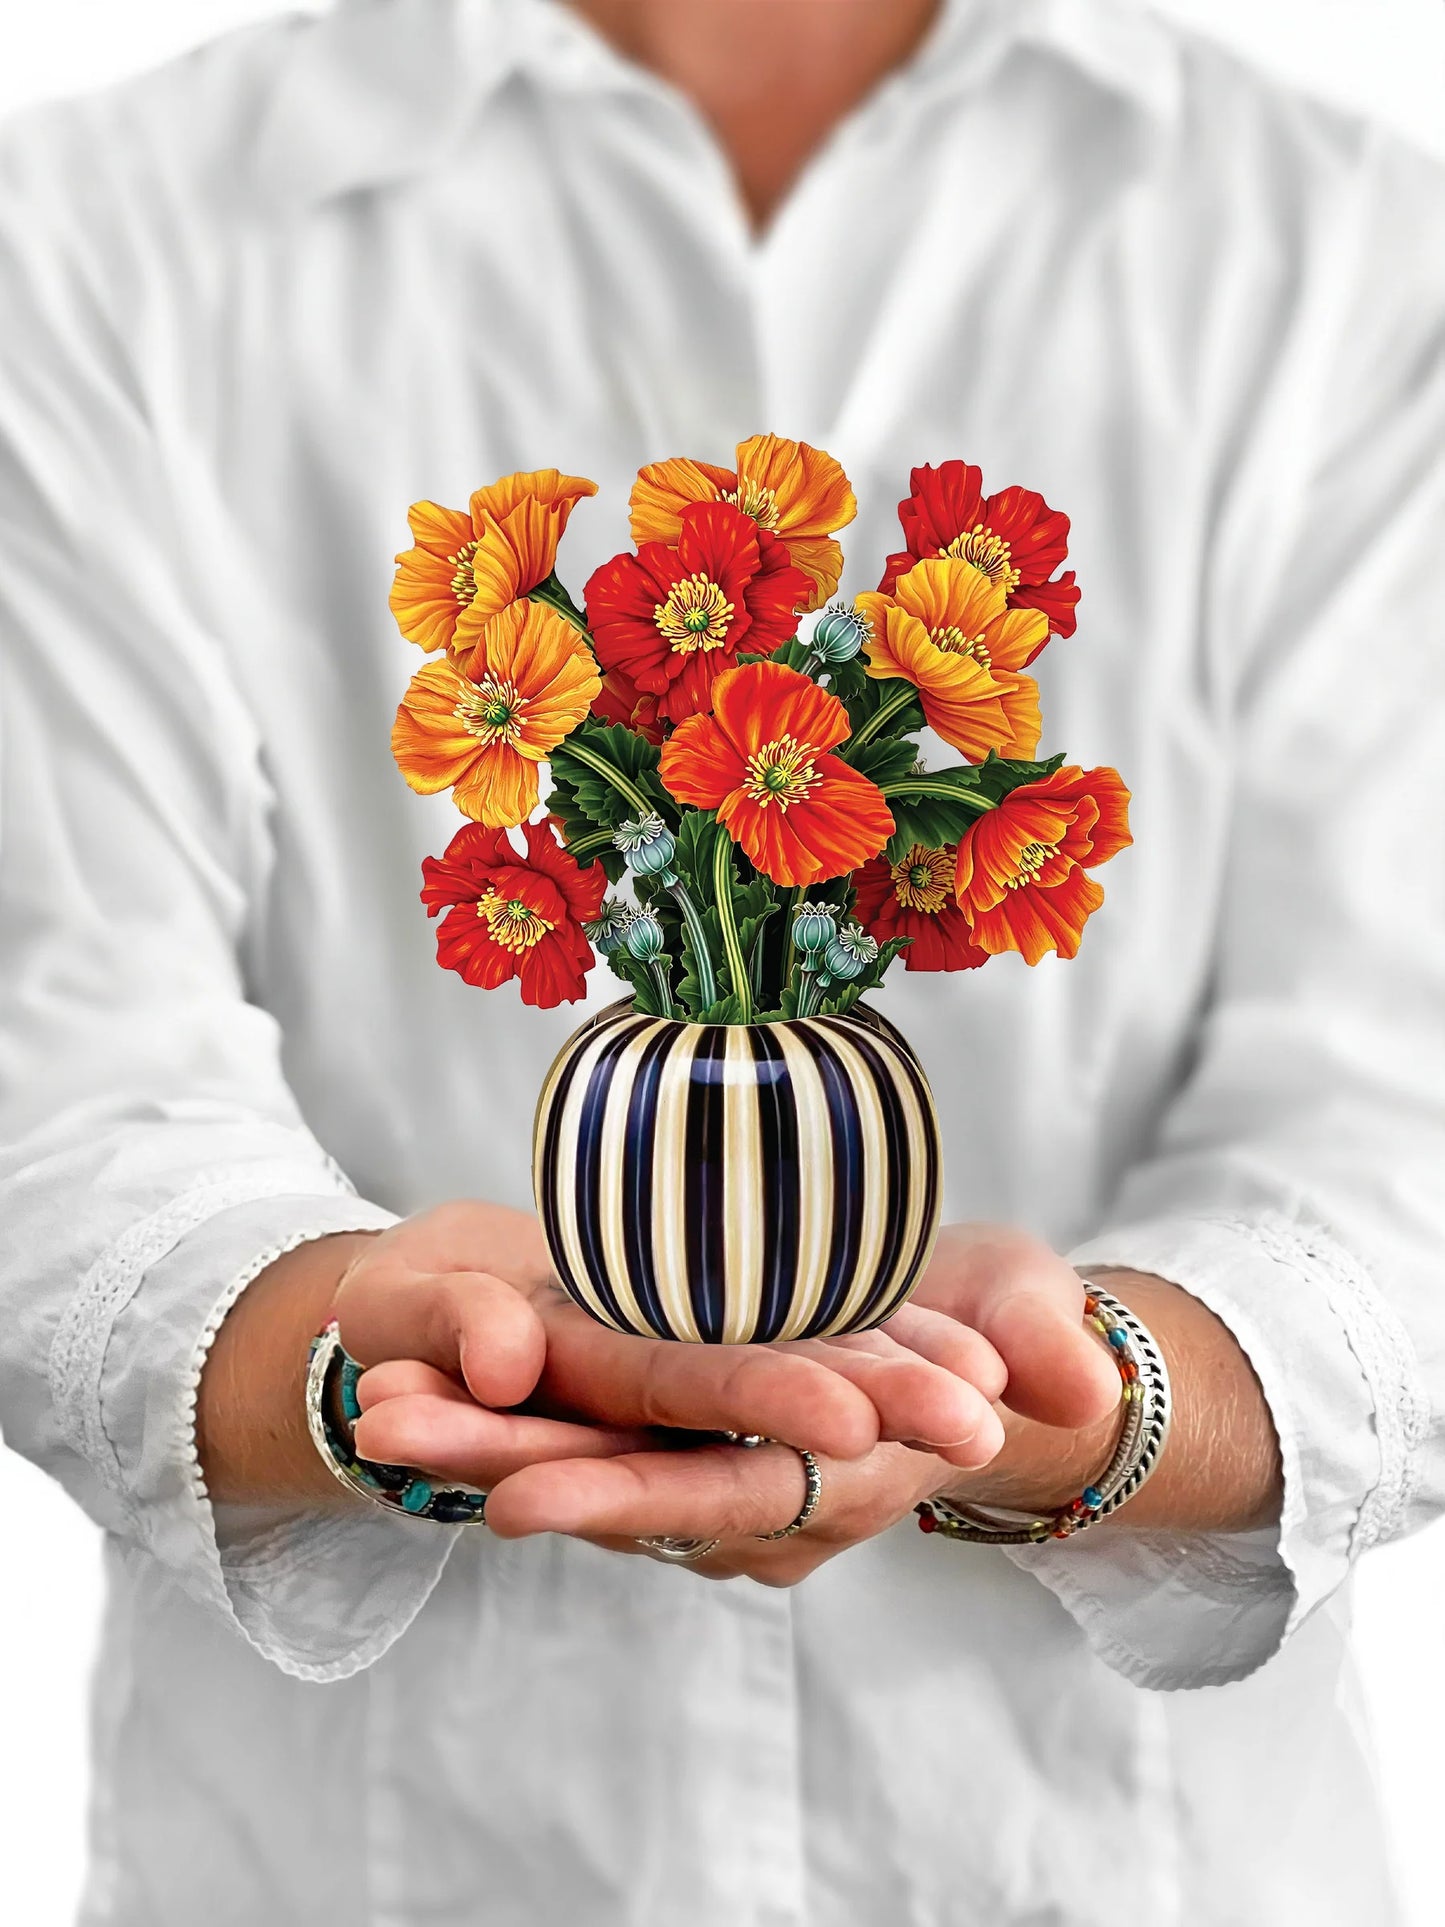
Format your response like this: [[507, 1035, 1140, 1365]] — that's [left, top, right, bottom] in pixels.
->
[[532, 1000, 942, 1343]]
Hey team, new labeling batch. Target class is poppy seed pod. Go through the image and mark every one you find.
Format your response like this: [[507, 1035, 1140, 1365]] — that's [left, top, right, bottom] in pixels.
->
[[793, 906, 839, 956], [585, 899, 634, 957], [623, 908, 667, 963], [810, 604, 871, 665], [613, 813, 677, 880], [823, 924, 880, 982]]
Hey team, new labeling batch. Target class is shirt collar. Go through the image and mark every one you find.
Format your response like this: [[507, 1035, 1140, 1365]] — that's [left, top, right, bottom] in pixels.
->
[[250, 0, 1179, 213]]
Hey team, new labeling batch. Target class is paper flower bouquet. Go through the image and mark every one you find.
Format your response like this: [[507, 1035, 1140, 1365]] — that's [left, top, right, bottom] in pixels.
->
[[389, 440, 1130, 1343]]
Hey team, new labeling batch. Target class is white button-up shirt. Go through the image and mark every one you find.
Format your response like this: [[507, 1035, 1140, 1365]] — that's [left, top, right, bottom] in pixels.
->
[[2, 2, 1443, 1920]]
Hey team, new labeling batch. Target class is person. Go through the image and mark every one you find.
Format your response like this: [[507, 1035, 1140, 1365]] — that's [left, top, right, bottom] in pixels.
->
[[0, 0, 1441, 1920]]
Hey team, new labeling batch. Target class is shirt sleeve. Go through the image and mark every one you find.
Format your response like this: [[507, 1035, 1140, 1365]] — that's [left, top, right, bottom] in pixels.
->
[[1004, 132, 1445, 1690], [0, 105, 456, 1682]]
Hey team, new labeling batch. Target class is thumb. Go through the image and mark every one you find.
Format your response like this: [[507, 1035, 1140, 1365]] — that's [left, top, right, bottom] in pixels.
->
[[337, 1265, 547, 1410], [913, 1225, 1119, 1431]]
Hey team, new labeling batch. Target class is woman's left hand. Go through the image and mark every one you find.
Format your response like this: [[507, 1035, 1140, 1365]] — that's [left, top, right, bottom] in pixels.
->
[[358, 1350, 964, 1581]]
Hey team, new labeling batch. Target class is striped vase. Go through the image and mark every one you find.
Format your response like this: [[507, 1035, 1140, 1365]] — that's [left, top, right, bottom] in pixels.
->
[[532, 1000, 942, 1343]]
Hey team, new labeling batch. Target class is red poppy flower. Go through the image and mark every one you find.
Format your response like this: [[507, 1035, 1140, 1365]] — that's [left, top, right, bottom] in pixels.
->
[[629, 435, 857, 612], [591, 663, 666, 746], [659, 660, 894, 888], [852, 844, 990, 972], [420, 817, 606, 1007], [584, 500, 809, 727], [953, 766, 1132, 964], [879, 461, 1080, 641]]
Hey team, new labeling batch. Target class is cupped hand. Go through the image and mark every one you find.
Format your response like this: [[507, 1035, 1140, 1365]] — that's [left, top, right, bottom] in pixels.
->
[[909, 1223, 1120, 1430], [348, 1217, 1125, 1579], [338, 1201, 1012, 1470], [357, 1356, 960, 1586]]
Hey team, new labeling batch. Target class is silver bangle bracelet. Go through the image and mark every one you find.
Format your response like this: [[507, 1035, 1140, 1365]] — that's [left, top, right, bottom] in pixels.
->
[[305, 1320, 490, 1526], [916, 1283, 1172, 1547]]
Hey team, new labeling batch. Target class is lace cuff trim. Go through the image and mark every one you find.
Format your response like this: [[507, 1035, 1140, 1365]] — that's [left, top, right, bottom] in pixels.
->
[[1078, 1208, 1428, 1559], [1240, 1213, 1427, 1554], [48, 1159, 359, 1512]]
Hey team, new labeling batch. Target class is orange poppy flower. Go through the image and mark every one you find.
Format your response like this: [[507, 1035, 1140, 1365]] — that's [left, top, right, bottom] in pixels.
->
[[389, 468, 597, 660], [854, 596, 1039, 762], [391, 598, 600, 828], [851, 843, 990, 972], [659, 660, 894, 888], [630, 434, 856, 612], [880, 460, 1080, 639], [584, 501, 807, 728], [421, 817, 606, 1008], [953, 765, 1132, 964]]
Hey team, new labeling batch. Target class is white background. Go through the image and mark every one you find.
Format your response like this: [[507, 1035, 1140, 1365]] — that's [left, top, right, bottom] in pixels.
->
[[0, 3, 1442, 1922]]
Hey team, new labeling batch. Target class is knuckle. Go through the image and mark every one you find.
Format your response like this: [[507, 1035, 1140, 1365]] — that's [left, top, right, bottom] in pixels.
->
[[635, 1346, 680, 1431]]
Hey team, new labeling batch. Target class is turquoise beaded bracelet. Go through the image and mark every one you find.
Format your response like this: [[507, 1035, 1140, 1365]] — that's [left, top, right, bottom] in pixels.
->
[[915, 1282, 1172, 1546], [305, 1320, 490, 1525]]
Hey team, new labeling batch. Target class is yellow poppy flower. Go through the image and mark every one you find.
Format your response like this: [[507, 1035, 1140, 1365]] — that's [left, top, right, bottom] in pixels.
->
[[389, 468, 597, 661], [856, 557, 1043, 760], [391, 599, 601, 828], [629, 434, 856, 612]]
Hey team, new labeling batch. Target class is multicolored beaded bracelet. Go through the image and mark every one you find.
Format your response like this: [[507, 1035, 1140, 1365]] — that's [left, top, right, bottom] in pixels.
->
[[305, 1320, 490, 1526], [915, 1282, 1172, 1547]]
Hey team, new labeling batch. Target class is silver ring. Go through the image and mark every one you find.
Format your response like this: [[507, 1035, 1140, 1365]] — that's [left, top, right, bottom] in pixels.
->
[[636, 1535, 721, 1563], [755, 1444, 823, 1541], [634, 1432, 769, 1561]]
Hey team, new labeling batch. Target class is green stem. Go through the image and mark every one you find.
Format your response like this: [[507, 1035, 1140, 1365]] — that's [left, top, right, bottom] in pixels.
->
[[794, 965, 824, 1020], [666, 877, 718, 1014], [846, 684, 917, 752], [878, 777, 998, 813], [711, 832, 752, 1023], [781, 886, 803, 994], [648, 960, 678, 1019], [528, 572, 592, 639], [563, 826, 617, 863], [562, 738, 656, 820], [748, 914, 774, 1003]]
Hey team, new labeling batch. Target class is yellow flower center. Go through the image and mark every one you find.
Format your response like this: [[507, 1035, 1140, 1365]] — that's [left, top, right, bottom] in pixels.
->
[[742, 734, 820, 811], [448, 540, 480, 606], [890, 844, 953, 913], [943, 524, 1020, 594], [655, 574, 735, 653], [454, 674, 528, 748], [724, 479, 781, 529], [1007, 840, 1059, 889], [476, 891, 554, 952], [930, 625, 992, 668]]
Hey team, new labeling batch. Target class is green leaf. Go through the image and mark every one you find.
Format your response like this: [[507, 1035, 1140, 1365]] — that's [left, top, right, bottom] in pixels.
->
[[818, 652, 864, 702], [880, 751, 1067, 861], [843, 934, 912, 998], [601, 950, 656, 1012], [697, 992, 748, 1025], [844, 732, 921, 792], [757, 636, 814, 674], [817, 983, 863, 1018], [839, 676, 925, 755], [973, 749, 1068, 802], [551, 818, 627, 881], [548, 718, 671, 832], [671, 808, 722, 899], [879, 765, 991, 859]]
